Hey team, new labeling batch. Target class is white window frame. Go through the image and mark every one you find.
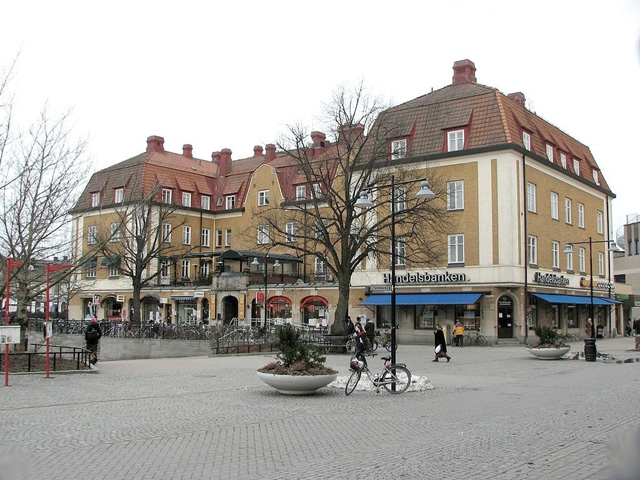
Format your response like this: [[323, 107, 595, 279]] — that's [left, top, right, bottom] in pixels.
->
[[200, 261, 209, 278], [394, 187, 407, 213], [552, 241, 560, 269], [182, 226, 191, 245], [527, 182, 536, 213], [312, 183, 322, 199], [578, 203, 585, 229], [447, 130, 464, 152], [447, 181, 464, 211], [225, 195, 235, 210], [565, 198, 572, 224], [578, 247, 586, 273], [315, 219, 329, 241], [394, 236, 406, 267], [566, 250, 573, 272], [286, 222, 298, 243], [545, 144, 554, 162], [528, 235, 538, 266], [201, 228, 210, 247], [257, 225, 269, 245], [201, 195, 210, 210], [110, 222, 120, 242], [109, 264, 119, 278], [573, 159, 580, 176], [225, 228, 232, 247], [296, 185, 306, 201], [597, 211, 604, 235], [592, 170, 599, 185], [258, 190, 270, 206], [314, 257, 327, 276], [87, 225, 98, 245], [391, 139, 407, 159], [162, 188, 172, 204], [160, 260, 171, 279], [216, 230, 222, 247], [448, 234, 465, 264], [522, 131, 531, 150], [162, 223, 172, 243], [181, 260, 191, 279], [598, 252, 604, 276], [91, 193, 100, 207], [182, 192, 192, 207], [560, 153, 567, 169], [550, 192, 559, 220], [114, 188, 123, 203], [86, 261, 96, 279]]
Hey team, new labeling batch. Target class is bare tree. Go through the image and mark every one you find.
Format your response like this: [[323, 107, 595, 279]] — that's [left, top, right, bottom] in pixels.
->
[[91, 183, 193, 327], [0, 106, 91, 341], [250, 83, 451, 334]]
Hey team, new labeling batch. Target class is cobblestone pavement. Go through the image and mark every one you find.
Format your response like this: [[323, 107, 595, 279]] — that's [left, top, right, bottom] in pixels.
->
[[1, 337, 639, 480]]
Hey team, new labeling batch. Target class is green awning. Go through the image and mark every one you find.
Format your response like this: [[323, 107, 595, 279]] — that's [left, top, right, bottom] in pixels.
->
[[101, 255, 121, 266]]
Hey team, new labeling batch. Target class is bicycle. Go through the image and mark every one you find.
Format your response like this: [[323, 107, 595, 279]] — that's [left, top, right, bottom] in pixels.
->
[[345, 354, 411, 395], [376, 330, 398, 352], [345, 336, 378, 354], [463, 330, 488, 346]]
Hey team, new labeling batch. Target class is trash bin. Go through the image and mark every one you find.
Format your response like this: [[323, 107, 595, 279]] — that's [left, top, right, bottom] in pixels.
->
[[584, 337, 597, 362], [596, 325, 604, 339]]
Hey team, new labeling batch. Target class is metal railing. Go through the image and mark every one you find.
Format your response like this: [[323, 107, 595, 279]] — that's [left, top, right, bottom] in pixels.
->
[[2, 344, 91, 372]]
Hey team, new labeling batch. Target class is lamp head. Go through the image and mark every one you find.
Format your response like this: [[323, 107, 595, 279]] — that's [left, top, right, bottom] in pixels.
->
[[563, 244, 574, 254], [415, 180, 436, 200], [354, 191, 374, 208], [251, 257, 260, 266]]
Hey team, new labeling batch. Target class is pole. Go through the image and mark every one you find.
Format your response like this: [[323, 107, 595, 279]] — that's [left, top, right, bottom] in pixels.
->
[[589, 237, 595, 341], [5, 259, 10, 387], [46, 262, 51, 379], [264, 255, 268, 331], [390, 175, 397, 368]]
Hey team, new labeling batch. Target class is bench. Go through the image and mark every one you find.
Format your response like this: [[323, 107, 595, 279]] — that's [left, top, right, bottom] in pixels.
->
[[316, 335, 348, 353]]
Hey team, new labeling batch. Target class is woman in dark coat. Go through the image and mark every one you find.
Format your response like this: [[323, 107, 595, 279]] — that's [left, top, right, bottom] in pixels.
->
[[85, 317, 103, 365], [433, 324, 451, 362]]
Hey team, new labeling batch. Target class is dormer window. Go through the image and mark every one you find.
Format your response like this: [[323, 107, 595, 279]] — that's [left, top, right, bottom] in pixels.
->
[[545, 144, 554, 163], [225, 195, 236, 209], [560, 152, 567, 169], [182, 192, 192, 207], [447, 130, 465, 152], [114, 188, 123, 203], [522, 131, 531, 151], [296, 185, 306, 201], [312, 183, 322, 199], [91, 192, 100, 207], [592, 170, 599, 185], [201, 195, 210, 210], [573, 159, 580, 176], [162, 188, 172, 204], [390, 139, 407, 159]]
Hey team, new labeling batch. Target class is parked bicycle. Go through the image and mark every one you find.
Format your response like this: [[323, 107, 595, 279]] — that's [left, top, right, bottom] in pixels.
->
[[345, 354, 411, 395], [345, 335, 378, 354], [376, 330, 398, 352], [463, 329, 488, 346]]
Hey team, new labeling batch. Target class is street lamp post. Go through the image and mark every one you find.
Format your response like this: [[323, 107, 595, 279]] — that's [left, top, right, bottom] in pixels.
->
[[355, 176, 436, 367], [563, 238, 623, 361], [252, 256, 280, 331]]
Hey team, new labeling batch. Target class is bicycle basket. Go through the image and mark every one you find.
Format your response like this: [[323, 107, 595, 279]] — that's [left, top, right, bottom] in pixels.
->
[[350, 356, 364, 371]]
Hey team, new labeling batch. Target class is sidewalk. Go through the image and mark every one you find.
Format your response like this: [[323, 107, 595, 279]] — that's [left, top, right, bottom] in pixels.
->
[[0, 336, 638, 479]]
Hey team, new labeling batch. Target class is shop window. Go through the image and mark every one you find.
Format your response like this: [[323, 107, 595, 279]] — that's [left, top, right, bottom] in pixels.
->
[[415, 306, 435, 330]]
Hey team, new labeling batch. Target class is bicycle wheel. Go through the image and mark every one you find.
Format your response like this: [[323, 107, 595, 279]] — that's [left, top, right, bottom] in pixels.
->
[[346, 339, 355, 354], [382, 366, 411, 394], [370, 339, 379, 352], [345, 370, 361, 396], [464, 335, 472, 347], [477, 335, 488, 347]]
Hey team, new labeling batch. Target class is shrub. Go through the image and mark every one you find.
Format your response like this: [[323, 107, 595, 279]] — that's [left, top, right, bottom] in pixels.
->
[[533, 326, 565, 347]]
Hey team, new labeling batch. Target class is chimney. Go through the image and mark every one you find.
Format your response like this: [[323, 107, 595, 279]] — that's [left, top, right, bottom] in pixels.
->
[[217, 148, 232, 176], [452, 59, 477, 84], [339, 124, 364, 143], [265, 144, 277, 161], [146, 135, 165, 153], [253, 145, 264, 157], [507, 92, 526, 107], [310, 131, 326, 156], [182, 144, 193, 159]]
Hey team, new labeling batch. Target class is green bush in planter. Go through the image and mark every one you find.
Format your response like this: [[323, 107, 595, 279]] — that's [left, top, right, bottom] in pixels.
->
[[533, 326, 565, 347]]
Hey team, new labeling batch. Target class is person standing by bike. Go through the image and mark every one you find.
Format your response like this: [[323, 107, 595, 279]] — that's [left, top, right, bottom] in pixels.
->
[[346, 316, 355, 336], [364, 317, 375, 351], [433, 324, 451, 362], [85, 317, 102, 365], [454, 319, 465, 347], [354, 320, 367, 361]]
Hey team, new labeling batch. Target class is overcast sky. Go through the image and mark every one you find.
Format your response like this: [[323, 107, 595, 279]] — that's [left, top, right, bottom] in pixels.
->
[[2, 0, 639, 231]]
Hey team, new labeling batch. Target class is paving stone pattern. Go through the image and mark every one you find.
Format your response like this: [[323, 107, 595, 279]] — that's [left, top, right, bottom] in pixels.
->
[[1, 338, 639, 480]]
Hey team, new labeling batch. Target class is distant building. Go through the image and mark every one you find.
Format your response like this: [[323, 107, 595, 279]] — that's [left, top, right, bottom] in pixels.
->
[[614, 213, 640, 326]]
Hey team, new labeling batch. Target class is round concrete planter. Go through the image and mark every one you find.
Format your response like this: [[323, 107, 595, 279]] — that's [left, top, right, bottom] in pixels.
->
[[526, 346, 571, 359], [257, 371, 338, 395]]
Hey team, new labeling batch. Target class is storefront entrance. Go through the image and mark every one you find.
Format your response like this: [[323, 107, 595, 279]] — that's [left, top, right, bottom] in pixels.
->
[[497, 295, 514, 338]]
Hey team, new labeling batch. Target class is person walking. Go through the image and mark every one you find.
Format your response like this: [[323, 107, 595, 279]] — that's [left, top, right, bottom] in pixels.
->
[[586, 318, 594, 338], [354, 320, 367, 361], [454, 320, 465, 347], [85, 317, 103, 365], [433, 324, 451, 362]]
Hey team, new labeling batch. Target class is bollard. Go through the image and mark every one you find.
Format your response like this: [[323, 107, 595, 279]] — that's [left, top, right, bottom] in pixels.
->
[[584, 338, 597, 362]]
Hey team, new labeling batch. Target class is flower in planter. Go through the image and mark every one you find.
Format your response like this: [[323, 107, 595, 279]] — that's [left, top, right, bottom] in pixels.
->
[[258, 324, 337, 376]]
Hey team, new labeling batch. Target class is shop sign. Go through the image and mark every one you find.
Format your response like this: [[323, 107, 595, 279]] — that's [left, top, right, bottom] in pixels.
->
[[382, 271, 467, 284], [116, 295, 125, 302], [194, 291, 205, 298], [580, 277, 615, 291], [533, 272, 569, 286]]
